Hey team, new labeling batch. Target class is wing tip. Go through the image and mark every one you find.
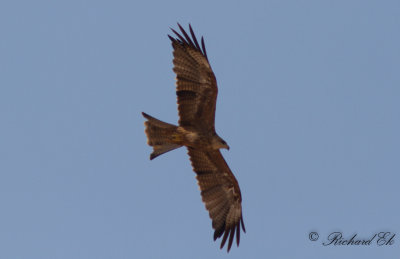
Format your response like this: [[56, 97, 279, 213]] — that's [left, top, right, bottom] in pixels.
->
[[169, 23, 208, 60], [214, 217, 245, 253]]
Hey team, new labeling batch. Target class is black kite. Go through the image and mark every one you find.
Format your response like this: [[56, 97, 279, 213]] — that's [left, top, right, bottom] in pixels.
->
[[142, 24, 245, 252]]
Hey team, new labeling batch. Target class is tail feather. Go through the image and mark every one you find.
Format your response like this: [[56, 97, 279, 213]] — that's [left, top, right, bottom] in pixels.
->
[[142, 112, 182, 160]]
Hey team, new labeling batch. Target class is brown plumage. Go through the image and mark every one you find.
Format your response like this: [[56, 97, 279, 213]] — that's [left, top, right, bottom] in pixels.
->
[[142, 24, 245, 252]]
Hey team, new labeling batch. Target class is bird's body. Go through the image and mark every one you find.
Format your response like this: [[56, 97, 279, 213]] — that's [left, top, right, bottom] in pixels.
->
[[142, 24, 245, 252]]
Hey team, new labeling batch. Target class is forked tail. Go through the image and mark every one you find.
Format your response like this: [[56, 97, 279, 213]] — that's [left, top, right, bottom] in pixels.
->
[[142, 112, 182, 160]]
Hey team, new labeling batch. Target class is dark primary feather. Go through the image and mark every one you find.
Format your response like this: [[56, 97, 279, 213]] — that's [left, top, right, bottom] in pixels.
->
[[168, 24, 217, 131], [188, 148, 245, 252]]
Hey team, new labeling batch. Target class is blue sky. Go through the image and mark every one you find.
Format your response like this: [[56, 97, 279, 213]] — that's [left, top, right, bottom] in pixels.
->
[[1, 1, 399, 258]]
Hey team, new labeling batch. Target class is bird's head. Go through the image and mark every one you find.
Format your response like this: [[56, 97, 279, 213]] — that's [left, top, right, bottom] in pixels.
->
[[212, 135, 230, 150]]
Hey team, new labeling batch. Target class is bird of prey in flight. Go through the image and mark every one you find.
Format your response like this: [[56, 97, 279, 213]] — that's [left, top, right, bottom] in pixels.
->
[[142, 24, 245, 252]]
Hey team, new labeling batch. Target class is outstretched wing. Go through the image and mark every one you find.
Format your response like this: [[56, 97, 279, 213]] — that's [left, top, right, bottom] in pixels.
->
[[169, 24, 217, 131], [187, 147, 246, 252]]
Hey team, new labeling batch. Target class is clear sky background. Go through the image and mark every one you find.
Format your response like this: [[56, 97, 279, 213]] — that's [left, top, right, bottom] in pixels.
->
[[1, 1, 399, 258]]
